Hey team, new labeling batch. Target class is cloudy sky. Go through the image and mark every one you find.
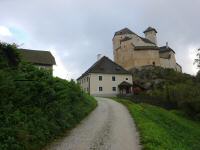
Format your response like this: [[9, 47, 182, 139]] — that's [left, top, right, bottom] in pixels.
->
[[0, 0, 199, 79]]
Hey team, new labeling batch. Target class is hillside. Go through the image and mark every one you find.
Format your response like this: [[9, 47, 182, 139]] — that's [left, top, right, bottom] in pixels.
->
[[128, 66, 200, 120], [0, 42, 97, 150], [115, 98, 200, 150]]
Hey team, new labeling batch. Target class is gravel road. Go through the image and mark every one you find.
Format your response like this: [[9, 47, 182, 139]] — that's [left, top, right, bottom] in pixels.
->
[[46, 97, 141, 150]]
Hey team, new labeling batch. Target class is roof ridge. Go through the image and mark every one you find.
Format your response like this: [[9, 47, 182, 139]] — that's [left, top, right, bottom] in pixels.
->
[[19, 49, 56, 65], [143, 26, 157, 33], [77, 56, 130, 80], [114, 27, 135, 36], [20, 48, 50, 53]]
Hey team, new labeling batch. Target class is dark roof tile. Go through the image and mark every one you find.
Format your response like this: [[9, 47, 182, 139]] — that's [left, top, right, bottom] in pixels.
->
[[118, 81, 132, 88], [143, 27, 157, 33], [159, 46, 175, 54], [77, 56, 131, 80], [134, 46, 159, 50], [114, 28, 134, 36], [19, 49, 56, 65], [139, 36, 156, 44]]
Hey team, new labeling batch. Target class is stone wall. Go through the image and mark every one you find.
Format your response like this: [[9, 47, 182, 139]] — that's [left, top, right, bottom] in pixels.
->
[[113, 34, 160, 70]]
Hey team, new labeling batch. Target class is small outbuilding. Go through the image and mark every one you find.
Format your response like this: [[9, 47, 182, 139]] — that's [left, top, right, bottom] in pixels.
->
[[19, 49, 56, 73]]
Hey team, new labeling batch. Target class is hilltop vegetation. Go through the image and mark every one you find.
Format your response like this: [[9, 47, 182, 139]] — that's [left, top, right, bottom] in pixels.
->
[[0, 42, 97, 150], [128, 66, 200, 120], [115, 98, 200, 150]]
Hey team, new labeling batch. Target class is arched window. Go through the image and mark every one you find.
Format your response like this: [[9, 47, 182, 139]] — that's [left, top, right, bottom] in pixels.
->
[[152, 61, 155, 66]]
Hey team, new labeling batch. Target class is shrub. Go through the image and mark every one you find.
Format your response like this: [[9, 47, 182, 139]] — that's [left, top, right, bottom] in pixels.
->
[[0, 42, 97, 150]]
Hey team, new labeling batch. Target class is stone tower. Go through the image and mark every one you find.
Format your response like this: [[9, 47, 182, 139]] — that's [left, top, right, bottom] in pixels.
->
[[112, 28, 135, 64], [143, 27, 157, 45]]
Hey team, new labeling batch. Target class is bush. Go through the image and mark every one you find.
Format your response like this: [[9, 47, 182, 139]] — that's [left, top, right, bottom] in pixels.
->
[[0, 42, 97, 150]]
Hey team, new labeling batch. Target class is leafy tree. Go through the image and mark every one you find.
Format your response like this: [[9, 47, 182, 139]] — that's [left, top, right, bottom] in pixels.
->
[[196, 70, 200, 81], [194, 48, 200, 70], [0, 42, 20, 68]]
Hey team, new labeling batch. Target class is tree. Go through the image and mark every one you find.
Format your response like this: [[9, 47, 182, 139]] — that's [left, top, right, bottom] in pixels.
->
[[0, 42, 20, 68], [194, 48, 200, 70]]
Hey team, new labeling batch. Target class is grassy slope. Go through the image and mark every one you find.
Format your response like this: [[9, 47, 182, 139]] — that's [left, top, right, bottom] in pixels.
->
[[114, 98, 200, 150]]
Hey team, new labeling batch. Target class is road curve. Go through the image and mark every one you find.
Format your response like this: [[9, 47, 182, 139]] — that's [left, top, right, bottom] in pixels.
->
[[46, 97, 141, 150]]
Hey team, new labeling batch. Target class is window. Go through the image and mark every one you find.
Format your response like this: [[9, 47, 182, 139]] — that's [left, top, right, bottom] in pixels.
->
[[112, 76, 116, 81], [112, 87, 116, 91], [126, 78, 128, 80], [87, 77, 89, 82], [99, 87, 103, 91], [99, 76, 102, 81], [152, 61, 155, 66]]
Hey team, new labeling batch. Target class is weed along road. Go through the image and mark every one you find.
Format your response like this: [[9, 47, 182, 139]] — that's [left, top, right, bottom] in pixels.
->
[[47, 97, 141, 150]]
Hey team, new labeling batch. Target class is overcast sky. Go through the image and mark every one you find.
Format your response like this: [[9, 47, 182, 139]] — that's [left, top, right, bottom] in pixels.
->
[[0, 0, 199, 79]]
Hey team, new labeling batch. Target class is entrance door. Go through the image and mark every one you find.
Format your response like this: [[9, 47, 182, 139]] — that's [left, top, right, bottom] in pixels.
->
[[126, 87, 129, 94]]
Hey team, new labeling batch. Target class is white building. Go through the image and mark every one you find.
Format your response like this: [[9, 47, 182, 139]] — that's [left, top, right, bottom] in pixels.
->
[[77, 56, 133, 97]]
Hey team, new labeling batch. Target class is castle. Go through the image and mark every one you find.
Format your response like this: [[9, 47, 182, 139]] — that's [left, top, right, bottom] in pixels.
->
[[113, 27, 182, 72]]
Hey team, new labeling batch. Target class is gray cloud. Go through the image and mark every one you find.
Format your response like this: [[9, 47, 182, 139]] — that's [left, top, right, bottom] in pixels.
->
[[0, 0, 199, 79]]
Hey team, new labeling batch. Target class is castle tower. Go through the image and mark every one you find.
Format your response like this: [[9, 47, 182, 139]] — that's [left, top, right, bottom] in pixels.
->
[[112, 28, 134, 63], [143, 27, 157, 45]]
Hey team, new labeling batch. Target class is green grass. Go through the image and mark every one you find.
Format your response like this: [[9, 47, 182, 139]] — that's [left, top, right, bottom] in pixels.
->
[[114, 98, 200, 150]]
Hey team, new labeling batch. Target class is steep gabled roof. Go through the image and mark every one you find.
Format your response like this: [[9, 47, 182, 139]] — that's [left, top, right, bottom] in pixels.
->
[[114, 28, 135, 36], [118, 81, 132, 88], [159, 46, 175, 54], [19, 49, 56, 65], [114, 27, 156, 45], [139, 36, 156, 44], [176, 63, 182, 68], [143, 27, 157, 33], [77, 56, 131, 80]]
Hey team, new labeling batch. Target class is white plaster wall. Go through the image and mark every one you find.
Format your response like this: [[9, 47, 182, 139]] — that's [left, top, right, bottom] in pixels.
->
[[89, 73, 132, 96], [36, 65, 52, 69], [77, 75, 90, 93]]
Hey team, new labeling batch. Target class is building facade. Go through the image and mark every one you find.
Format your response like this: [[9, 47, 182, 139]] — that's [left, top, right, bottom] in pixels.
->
[[77, 56, 133, 97], [19, 49, 56, 73], [113, 27, 182, 72]]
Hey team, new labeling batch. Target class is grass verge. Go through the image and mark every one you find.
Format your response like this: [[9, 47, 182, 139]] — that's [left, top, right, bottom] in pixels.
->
[[113, 97, 200, 150]]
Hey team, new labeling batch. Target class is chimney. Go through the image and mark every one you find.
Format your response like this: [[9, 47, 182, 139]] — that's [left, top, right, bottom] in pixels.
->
[[97, 54, 102, 60], [166, 42, 169, 48]]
